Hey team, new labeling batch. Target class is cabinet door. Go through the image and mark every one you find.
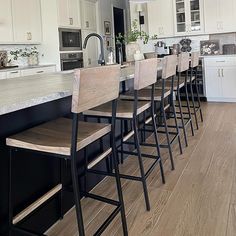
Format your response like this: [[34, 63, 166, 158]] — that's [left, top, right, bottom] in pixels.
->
[[219, 0, 236, 33], [0, 72, 7, 80], [82, 0, 96, 30], [147, 0, 174, 38], [57, 0, 70, 27], [0, 0, 13, 43], [21, 66, 56, 77], [6, 70, 21, 78], [205, 66, 222, 99], [68, 0, 81, 27], [203, 0, 219, 33], [12, 0, 42, 43], [221, 67, 236, 98], [174, 0, 187, 34]]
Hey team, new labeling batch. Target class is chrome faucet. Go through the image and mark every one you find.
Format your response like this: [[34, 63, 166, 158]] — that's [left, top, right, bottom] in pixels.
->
[[83, 33, 105, 66]]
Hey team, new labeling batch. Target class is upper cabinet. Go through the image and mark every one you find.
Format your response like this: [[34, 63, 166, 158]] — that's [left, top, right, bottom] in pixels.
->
[[147, 0, 174, 38], [57, 0, 81, 28], [173, 0, 204, 35], [12, 0, 42, 44], [204, 0, 236, 34], [81, 0, 97, 30], [0, 0, 14, 43]]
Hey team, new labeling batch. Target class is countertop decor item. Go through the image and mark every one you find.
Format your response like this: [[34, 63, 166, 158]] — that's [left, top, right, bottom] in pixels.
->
[[200, 40, 220, 55], [180, 38, 192, 52]]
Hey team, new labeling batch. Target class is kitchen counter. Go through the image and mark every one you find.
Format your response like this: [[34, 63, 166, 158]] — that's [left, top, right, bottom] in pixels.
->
[[0, 66, 135, 116], [0, 64, 56, 72]]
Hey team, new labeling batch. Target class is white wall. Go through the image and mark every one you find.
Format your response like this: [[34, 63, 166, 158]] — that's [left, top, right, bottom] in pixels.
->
[[39, 0, 60, 71]]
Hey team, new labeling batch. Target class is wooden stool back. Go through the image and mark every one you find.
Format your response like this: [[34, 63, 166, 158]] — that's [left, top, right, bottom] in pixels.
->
[[191, 51, 200, 68], [72, 65, 120, 113], [162, 55, 178, 79], [134, 58, 161, 90], [178, 52, 190, 72]]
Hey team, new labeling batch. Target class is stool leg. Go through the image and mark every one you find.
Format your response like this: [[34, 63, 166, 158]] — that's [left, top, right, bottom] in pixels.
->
[[120, 119, 124, 164], [171, 93, 183, 155], [185, 81, 195, 137], [162, 103, 175, 170], [151, 108, 165, 184], [8, 148, 13, 236], [133, 116, 150, 211], [177, 89, 188, 147], [190, 79, 199, 130], [195, 75, 203, 122]]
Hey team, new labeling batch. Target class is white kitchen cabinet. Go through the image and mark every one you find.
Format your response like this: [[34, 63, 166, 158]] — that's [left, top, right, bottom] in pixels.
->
[[204, 0, 236, 34], [0, 72, 7, 80], [21, 66, 56, 77], [12, 0, 42, 43], [204, 56, 236, 102], [57, 0, 81, 28], [173, 0, 204, 35], [81, 0, 97, 30], [6, 70, 21, 78], [147, 0, 174, 38], [0, 0, 14, 43]]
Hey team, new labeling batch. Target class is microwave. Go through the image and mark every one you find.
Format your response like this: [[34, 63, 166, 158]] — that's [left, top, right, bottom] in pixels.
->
[[59, 28, 82, 51]]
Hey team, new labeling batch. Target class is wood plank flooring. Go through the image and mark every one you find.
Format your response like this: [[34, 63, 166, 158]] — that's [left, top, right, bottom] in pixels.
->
[[47, 102, 236, 236]]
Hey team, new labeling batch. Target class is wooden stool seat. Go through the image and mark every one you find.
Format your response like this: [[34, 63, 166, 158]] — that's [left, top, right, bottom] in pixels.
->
[[6, 118, 111, 156], [120, 88, 171, 101], [83, 99, 151, 119]]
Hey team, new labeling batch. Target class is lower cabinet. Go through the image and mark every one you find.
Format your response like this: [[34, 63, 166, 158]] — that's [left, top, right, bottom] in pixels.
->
[[204, 56, 236, 102], [0, 65, 56, 80]]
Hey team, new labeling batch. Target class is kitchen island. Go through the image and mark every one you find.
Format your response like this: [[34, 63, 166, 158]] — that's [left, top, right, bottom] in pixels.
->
[[0, 67, 135, 235]]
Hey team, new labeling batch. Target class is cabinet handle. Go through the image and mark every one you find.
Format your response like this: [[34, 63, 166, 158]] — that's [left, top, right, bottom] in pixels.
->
[[221, 69, 224, 77], [216, 61, 225, 63], [36, 71, 44, 74], [86, 21, 89, 28], [69, 18, 73, 25], [27, 32, 32, 40], [218, 69, 221, 77], [10, 71, 19, 74]]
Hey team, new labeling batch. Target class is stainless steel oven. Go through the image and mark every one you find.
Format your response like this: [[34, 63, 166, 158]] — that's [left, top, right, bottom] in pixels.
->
[[60, 52, 83, 71], [59, 28, 82, 51]]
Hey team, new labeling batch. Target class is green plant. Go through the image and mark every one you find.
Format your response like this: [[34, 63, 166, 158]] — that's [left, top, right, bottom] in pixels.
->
[[115, 20, 151, 45]]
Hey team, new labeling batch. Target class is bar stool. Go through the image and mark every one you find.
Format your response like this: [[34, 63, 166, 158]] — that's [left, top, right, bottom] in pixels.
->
[[6, 65, 128, 236], [83, 58, 165, 211], [189, 52, 203, 129], [121, 55, 183, 171]]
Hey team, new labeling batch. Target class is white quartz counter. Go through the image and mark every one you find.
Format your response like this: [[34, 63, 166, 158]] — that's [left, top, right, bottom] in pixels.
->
[[0, 66, 135, 116]]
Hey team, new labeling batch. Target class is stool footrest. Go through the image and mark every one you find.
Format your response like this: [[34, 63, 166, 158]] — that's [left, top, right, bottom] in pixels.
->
[[12, 225, 47, 236], [94, 206, 121, 236], [13, 184, 62, 225]]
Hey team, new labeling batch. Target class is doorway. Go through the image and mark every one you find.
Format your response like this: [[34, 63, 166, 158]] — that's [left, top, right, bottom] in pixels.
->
[[113, 7, 126, 62]]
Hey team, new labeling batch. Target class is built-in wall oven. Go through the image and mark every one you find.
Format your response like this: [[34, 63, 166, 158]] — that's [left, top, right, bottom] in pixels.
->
[[60, 52, 83, 71], [59, 28, 82, 51]]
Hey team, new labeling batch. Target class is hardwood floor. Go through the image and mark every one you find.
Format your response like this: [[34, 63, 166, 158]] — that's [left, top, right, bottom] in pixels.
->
[[47, 102, 236, 236]]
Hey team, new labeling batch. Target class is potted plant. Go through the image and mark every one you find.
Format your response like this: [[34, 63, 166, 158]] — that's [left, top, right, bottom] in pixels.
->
[[116, 20, 150, 62]]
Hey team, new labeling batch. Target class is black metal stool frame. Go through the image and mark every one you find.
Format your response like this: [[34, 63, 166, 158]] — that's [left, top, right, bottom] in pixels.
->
[[8, 99, 128, 236]]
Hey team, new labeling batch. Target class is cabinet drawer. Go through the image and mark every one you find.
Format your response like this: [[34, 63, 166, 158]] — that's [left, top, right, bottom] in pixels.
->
[[0, 72, 7, 80], [6, 70, 21, 78], [21, 66, 56, 77], [204, 57, 236, 67]]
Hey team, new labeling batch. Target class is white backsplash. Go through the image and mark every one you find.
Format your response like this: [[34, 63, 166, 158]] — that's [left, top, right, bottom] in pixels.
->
[[0, 45, 40, 66]]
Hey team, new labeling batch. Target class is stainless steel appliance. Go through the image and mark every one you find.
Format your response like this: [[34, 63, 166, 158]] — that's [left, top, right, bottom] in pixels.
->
[[60, 52, 83, 71], [59, 28, 82, 51]]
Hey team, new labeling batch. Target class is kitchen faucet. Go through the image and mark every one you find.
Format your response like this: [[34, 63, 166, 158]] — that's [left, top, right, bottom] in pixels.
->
[[83, 33, 105, 66]]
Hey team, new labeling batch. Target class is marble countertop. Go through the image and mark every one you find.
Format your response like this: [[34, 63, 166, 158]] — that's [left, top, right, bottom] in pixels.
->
[[0, 66, 135, 116], [0, 64, 56, 72]]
